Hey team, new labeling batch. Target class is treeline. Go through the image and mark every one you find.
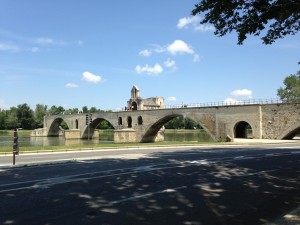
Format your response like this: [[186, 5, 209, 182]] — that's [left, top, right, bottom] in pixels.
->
[[164, 116, 202, 130], [0, 103, 112, 130], [0, 103, 201, 130]]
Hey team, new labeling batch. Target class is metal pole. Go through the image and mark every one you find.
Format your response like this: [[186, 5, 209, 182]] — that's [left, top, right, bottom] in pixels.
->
[[13, 152, 15, 165], [88, 123, 90, 141], [88, 112, 90, 141]]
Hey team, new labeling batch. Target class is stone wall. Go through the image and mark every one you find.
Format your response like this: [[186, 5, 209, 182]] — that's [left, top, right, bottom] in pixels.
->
[[114, 129, 137, 143], [39, 103, 300, 143], [64, 129, 81, 139], [261, 103, 300, 139]]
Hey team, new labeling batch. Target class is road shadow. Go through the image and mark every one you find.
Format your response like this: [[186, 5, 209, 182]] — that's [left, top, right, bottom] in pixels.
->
[[0, 147, 300, 225]]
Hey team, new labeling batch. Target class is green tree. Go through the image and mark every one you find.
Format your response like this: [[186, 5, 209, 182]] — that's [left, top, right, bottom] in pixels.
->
[[48, 105, 65, 115], [0, 109, 6, 130], [192, 0, 300, 45], [277, 71, 300, 102], [34, 104, 48, 128], [82, 106, 88, 113], [165, 116, 184, 129], [16, 104, 35, 129], [97, 120, 114, 129], [90, 107, 97, 113], [165, 116, 201, 129], [64, 108, 79, 114], [6, 107, 19, 129]]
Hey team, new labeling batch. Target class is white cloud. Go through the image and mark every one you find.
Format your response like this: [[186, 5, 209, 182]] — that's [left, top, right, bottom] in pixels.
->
[[139, 49, 152, 57], [35, 38, 54, 44], [135, 64, 163, 75], [231, 89, 253, 98], [164, 58, 176, 69], [177, 15, 215, 32], [0, 43, 19, 52], [167, 96, 177, 101], [35, 37, 65, 45], [167, 40, 194, 55], [82, 71, 102, 83], [153, 44, 165, 54], [65, 83, 79, 88], [31, 47, 39, 53], [177, 16, 201, 29], [193, 54, 201, 62]]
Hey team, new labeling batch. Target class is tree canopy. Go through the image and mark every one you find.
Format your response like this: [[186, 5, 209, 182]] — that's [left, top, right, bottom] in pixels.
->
[[277, 71, 300, 102], [192, 0, 300, 45], [0, 104, 111, 130]]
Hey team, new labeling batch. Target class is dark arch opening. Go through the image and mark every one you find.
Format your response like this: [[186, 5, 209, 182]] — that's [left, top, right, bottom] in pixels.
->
[[118, 117, 122, 126], [48, 118, 70, 137], [282, 127, 300, 140], [75, 119, 79, 129], [131, 102, 138, 111], [127, 116, 132, 128], [234, 121, 252, 138], [138, 116, 143, 125], [141, 115, 177, 142], [84, 118, 114, 141]]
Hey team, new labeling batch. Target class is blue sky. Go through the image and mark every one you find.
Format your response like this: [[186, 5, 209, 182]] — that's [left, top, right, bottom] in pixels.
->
[[0, 0, 299, 111]]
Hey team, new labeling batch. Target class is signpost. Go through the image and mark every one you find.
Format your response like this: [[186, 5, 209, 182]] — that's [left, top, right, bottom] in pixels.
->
[[13, 128, 19, 165]]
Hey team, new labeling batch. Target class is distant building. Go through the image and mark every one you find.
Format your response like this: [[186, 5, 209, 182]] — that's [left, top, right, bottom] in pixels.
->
[[127, 85, 164, 110]]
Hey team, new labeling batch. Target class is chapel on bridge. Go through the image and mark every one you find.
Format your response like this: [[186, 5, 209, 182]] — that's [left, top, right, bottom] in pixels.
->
[[127, 85, 164, 110]]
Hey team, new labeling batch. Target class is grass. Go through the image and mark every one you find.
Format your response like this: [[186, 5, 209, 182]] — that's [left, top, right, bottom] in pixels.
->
[[0, 141, 218, 154], [0, 129, 217, 154]]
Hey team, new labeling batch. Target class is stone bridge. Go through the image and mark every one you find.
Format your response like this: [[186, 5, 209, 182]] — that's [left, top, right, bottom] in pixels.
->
[[31, 102, 300, 143]]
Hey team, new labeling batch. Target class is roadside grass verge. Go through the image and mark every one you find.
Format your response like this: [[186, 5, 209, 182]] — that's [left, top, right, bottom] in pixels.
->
[[0, 141, 218, 154]]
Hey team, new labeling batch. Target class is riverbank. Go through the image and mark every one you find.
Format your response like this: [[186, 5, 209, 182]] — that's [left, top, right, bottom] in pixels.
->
[[0, 141, 218, 154], [1, 138, 298, 155]]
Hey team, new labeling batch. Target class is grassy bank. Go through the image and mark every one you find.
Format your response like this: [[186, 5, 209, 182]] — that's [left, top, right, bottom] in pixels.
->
[[0, 130, 31, 136], [0, 141, 218, 154]]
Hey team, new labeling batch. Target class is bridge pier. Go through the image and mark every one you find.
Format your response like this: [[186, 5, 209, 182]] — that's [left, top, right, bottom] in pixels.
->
[[114, 129, 137, 143], [64, 129, 81, 139], [114, 127, 165, 143]]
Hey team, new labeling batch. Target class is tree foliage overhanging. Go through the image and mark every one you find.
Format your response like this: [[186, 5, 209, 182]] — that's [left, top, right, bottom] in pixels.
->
[[192, 0, 300, 44], [277, 71, 300, 102]]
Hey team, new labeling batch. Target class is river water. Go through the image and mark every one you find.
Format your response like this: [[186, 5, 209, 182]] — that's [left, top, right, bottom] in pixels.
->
[[0, 130, 212, 149]]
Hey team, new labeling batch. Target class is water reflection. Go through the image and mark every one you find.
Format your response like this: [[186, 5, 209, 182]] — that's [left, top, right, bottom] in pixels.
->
[[0, 130, 212, 149]]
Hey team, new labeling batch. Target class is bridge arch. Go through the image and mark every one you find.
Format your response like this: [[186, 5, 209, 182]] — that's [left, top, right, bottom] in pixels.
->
[[234, 121, 253, 138], [48, 117, 71, 137], [141, 115, 177, 142], [278, 122, 300, 140], [82, 117, 114, 139], [127, 116, 132, 128], [118, 117, 122, 126], [140, 114, 215, 142], [138, 116, 143, 125], [131, 102, 138, 111]]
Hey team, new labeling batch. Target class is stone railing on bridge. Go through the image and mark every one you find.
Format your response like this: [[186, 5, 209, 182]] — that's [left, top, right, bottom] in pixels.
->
[[162, 98, 283, 110]]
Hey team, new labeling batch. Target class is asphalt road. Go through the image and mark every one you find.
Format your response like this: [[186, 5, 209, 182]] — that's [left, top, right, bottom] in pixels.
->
[[0, 143, 300, 225]]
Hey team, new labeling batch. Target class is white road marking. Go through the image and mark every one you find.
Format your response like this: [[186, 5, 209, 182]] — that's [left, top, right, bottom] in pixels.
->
[[108, 186, 187, 205]]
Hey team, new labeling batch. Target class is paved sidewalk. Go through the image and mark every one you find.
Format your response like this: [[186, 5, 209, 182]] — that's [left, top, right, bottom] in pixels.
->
[[233, 138, 300, 144]]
